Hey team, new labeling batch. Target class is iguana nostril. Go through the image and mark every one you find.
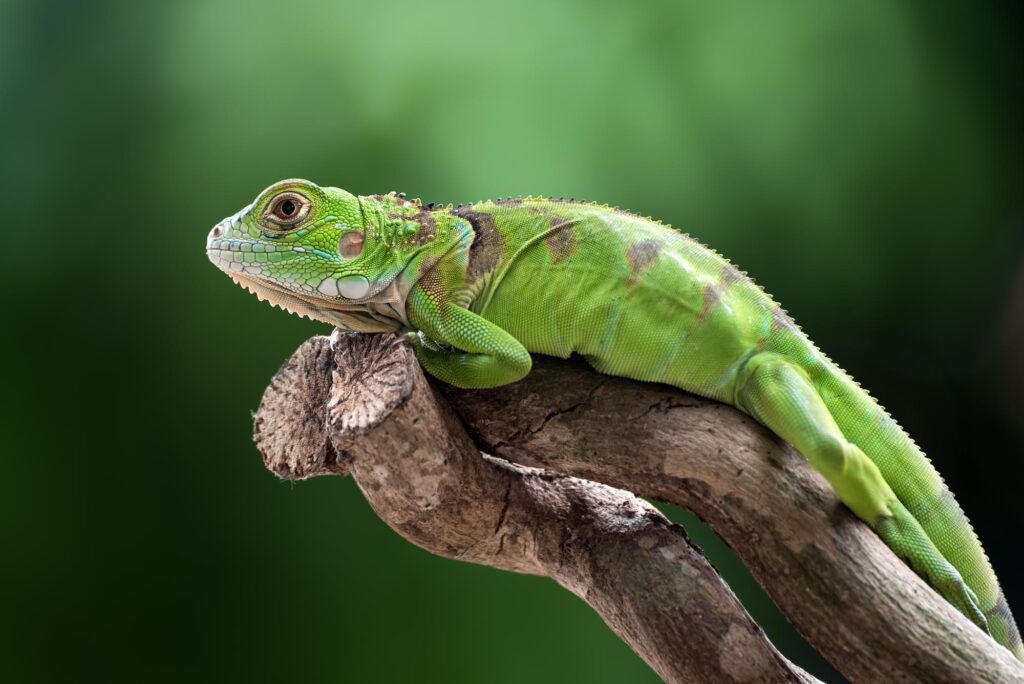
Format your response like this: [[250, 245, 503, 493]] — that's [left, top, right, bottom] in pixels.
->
[[211, 225, 223, 238]]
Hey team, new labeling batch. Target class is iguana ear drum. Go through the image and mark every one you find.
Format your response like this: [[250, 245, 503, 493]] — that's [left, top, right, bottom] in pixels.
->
[[339, 230, 365, 259]]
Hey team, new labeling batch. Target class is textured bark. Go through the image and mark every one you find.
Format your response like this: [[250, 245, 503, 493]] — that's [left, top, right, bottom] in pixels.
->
[[255, 334, 813, 683], [253, 332, 1024, 683]]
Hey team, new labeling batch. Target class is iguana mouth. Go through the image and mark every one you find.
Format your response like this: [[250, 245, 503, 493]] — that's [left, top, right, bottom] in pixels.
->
[[222, 270, 331, 322], [208, 246, 409, 333], [206, 211, 415, 333]]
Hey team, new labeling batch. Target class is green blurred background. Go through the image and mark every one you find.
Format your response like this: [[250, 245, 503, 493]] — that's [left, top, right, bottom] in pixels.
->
[[4, 0, 1022, 681]]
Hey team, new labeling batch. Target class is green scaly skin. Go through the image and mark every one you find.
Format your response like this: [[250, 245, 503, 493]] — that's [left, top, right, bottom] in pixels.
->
[[207, 179, 1022, 660]]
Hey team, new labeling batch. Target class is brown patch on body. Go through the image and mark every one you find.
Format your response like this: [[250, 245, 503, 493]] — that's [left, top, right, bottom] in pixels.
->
[[698, 266, 748, 323], [706, 264, 762, 324], [415, 255, 449, 308], [545, 217, 578, 264], [771, 306, 800, 334], [454, 208, 503, 282], [986, 593, 1015, 620], [387, 208, 437, 245], [721, 264, 744, 286], [625, 239, 662, 287], [986, 594, 1023, 649], [698, 280, 725, 322], [411, 208, 436, 244]]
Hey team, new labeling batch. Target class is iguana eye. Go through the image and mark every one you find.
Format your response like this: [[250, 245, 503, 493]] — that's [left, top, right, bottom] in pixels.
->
[[264, 191, 310, 227], [339, 230, 365, 259]]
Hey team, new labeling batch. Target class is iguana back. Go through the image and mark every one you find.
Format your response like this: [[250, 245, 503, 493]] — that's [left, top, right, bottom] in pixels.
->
[[454, 198, 787, 402], [455, 197, 1020, 658]]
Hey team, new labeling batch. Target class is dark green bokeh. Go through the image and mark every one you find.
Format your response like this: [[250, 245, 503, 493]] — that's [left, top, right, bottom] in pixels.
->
[[4, 1, 1022, 681]]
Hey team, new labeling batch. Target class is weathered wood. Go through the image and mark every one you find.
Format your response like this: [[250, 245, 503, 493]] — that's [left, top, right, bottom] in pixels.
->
[[254, 332, 1024, 683], [255, 334, 815, 683], [440, 356, 1024, 683]]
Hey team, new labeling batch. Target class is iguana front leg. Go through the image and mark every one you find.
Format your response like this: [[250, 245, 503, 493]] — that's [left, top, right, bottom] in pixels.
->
[[735, 352, 989, 631], [406, 284, 532, 388]]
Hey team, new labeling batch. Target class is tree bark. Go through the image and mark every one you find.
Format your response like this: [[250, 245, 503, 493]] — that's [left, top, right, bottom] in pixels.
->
[[253, 332, 1024, 683]]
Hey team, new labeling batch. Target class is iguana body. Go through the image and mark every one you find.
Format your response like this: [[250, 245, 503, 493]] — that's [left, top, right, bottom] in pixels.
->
[[207, 179, 1022, 659]]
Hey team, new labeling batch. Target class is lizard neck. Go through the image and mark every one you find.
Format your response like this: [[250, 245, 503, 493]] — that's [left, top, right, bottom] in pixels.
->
[[358, 192, 476, 307], [359, 192, 470, 253]]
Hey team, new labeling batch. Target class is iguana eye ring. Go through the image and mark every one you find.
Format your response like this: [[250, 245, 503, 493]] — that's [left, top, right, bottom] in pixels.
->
[[264, 191, 310, 227]]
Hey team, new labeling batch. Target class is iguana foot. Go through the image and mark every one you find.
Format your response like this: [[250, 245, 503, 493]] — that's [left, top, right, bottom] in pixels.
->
[[874, 505, 988, 633]]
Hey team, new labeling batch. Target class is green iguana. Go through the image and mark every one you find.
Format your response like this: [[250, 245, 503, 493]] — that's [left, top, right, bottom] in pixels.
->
[[207, 179, 1021, 660]]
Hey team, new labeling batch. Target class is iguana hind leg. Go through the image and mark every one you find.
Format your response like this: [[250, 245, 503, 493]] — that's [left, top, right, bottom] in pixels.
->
[[735, 352, 988, 631]]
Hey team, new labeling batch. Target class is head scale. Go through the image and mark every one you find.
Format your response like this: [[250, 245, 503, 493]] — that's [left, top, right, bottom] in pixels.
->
[[206, 179, 436, 332]]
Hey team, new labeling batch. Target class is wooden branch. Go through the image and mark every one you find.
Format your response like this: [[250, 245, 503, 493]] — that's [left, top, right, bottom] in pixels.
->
[[439, 352, 1024, 682], [253, 332, 1024, 683], [254, 334, 817, 683]]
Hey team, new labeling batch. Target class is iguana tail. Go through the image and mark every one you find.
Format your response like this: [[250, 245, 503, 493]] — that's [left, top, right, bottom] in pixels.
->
[[814, 363, 1023, 660]]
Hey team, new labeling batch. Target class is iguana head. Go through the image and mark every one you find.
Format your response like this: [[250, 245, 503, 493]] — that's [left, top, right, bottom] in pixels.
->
[[207, 179, 456, 332]]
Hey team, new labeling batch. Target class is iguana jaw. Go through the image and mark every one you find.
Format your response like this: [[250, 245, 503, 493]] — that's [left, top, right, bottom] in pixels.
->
[[206, 211, 366, 327], [206, 225, 413, 335], [222, 270, 330, 322], [206, 184, 422, 333]]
